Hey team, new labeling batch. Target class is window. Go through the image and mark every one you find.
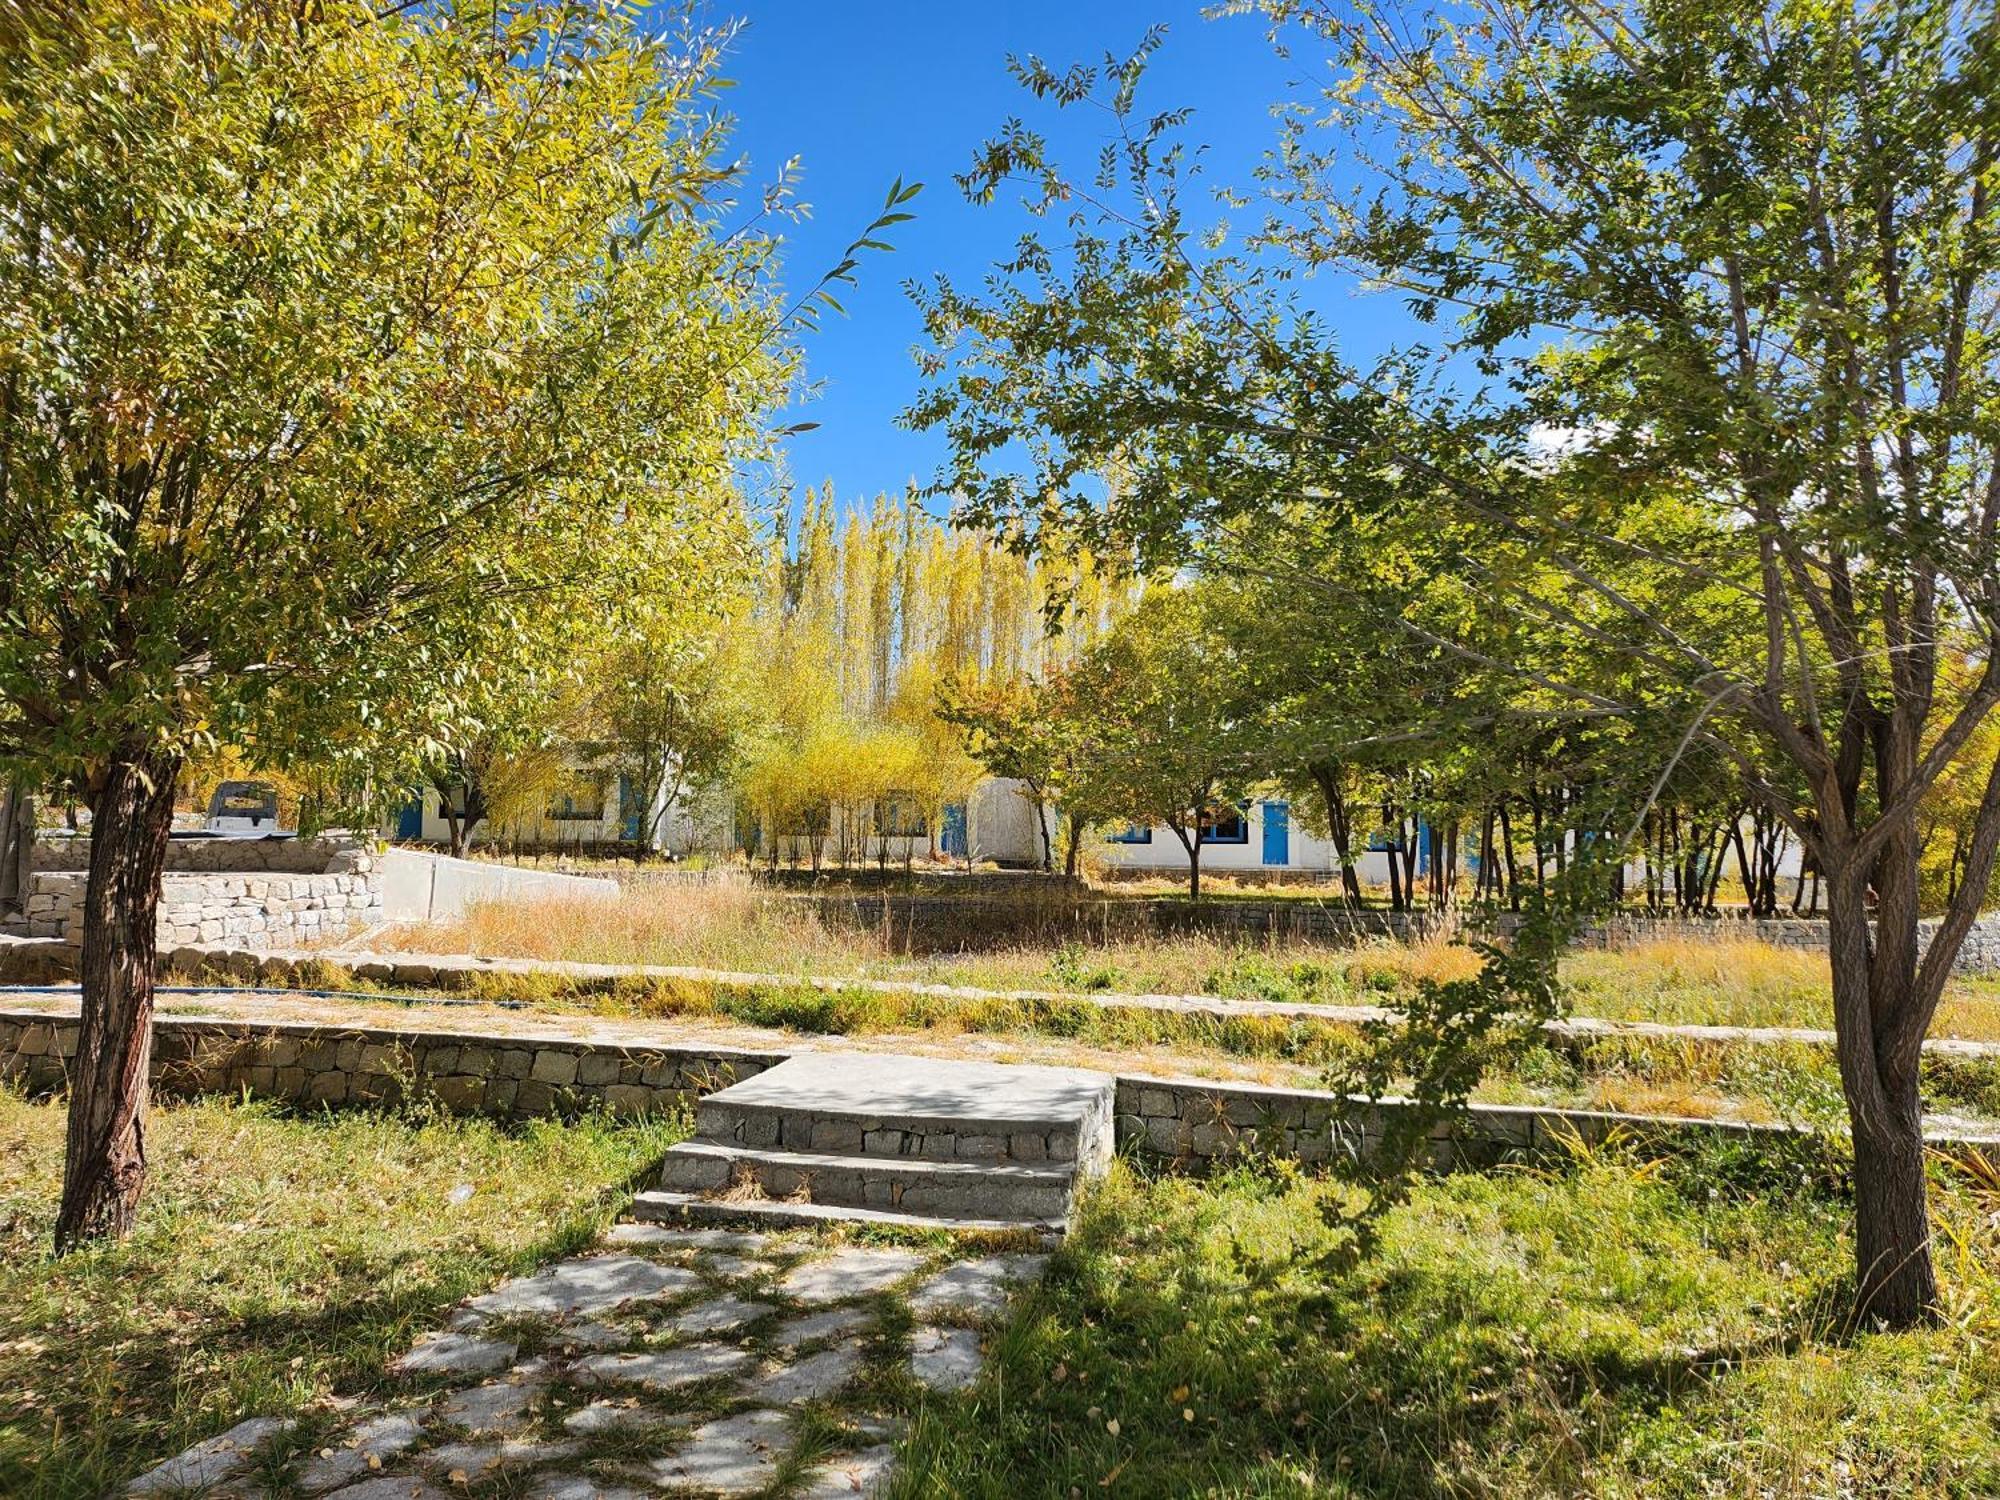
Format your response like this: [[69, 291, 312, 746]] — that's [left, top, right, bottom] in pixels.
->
[[1198, 805, 1249, 845], [1105, 824, 1153, 845], [545, 775, 605, 822], [877, 791, 927, 839]]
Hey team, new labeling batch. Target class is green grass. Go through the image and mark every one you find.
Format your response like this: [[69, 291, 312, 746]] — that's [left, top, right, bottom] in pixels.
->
[[5, 1088, 1998, 1497], [894, 1152, 2000, 1498], [0, 1089, 685, 1499]]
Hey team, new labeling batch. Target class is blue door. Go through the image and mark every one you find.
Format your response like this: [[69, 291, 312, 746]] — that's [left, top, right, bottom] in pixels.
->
[[395, 799, 424, 840], [1261, 801, 1290, 866], [941, 802, 968, 858], [618, 775, 642, 841]]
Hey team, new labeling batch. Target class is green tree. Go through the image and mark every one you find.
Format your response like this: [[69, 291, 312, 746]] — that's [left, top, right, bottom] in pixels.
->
[[1071, 588, 1254, 900], [0, 0, 791, 1247], [910, 6, 2000, 1326]]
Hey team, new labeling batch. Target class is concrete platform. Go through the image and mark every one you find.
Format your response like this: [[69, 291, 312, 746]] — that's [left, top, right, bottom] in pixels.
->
[[655, 1051, 1115, 1234], [705, 1052, 1114, 1130]]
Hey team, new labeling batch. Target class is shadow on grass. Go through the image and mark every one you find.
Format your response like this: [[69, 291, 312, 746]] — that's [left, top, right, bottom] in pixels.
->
[[883, 1158, 1887, 1500], [0, 1093, 679, 1500]]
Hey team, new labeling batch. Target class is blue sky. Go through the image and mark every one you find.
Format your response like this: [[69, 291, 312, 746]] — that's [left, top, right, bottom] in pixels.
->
[[701, 1, 1378, 509]]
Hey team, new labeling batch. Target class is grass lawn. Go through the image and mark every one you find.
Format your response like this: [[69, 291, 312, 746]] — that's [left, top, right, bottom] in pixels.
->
[[3, 1088, 1996, 1497], [896, 1151, 2000, 1498], [0, 1089, 683, 1500]]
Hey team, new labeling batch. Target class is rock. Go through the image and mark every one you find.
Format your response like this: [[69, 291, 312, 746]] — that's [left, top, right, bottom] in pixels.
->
[[436, 1380, 539, 1435], [606, 1223, 770, 1252], [778, 1248, 925, 1305], [526, 1476, 652, 1500], [551, 1319, 631, 1351], [759, 1343, 863, 1405], [699, 1252, 768, 1281], [908, 1255, 1050, 1320], [322, 1479, 450, 1500], [391, 1333, 518, 1378], [126, 1417, 295, 1494], [464, 1255, 700, 1318], [908, 1326, 983, 1392], [296, 1411, 427, 1494], [771, 1306, 873, 1350], [799, 1444, 898, 1497], [671, 1295, 774, 1336], [420, 1438, 579, 1479], [571, 1344, 756, 1391], [648, 1409, 793, 1495], [560, 1401, 661, 1436]]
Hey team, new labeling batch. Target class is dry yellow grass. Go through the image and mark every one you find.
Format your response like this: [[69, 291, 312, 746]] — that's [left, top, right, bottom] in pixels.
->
[[372, 888, 2000, 1041]]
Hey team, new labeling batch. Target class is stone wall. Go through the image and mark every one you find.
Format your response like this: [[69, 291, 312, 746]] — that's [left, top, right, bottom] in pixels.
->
[[5, 835, 382, 950], [13, 866, 382, 950], [1110, 1074, 1787, 1173], [30, 833, 369, 874], [6, 1006, 1994, 1166], [0, 1009, 782, 1120]]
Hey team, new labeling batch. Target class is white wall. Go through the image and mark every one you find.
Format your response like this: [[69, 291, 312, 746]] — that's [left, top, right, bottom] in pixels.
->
[[966, 776, 1428, 882], [379, 848, 619, 922]]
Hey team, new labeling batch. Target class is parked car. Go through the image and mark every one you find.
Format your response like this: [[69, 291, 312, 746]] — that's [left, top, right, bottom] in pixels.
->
[[204, 781, 287, 835]]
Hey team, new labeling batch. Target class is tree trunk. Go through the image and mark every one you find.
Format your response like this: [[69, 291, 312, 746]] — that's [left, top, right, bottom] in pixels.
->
[[55, 744, 181, 1253], [1168, 819, 1201, 901], [1823, 861, 1938, 1327], [0, 782, 33, 918], [1309, 761, 1364, 911], [1496, 799, 1519, 911]]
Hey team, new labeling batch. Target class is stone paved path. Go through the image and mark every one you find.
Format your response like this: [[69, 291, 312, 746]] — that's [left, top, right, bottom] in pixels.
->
[[124, 1220, 1050, 1498]]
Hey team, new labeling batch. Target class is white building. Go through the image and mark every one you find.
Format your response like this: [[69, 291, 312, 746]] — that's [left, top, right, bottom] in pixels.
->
[[963, 777, 1403, 881], [390, 763, 697, 855]]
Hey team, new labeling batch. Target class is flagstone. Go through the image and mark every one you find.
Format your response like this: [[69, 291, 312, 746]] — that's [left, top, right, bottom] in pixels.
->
[[648, 1409, 793, 1496], [573, 1344, 756, 1391], [464, 1255, 699, 1318], [778, 1247, 925, 1305]]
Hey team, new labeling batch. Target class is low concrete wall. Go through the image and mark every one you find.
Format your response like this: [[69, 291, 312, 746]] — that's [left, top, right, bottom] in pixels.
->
[[4, 1006, 1994, 1167], [380, 848, 620, 923]]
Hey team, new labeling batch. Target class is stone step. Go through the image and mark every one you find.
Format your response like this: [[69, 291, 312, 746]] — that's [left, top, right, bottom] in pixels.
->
[[692, 1052, 1117, 1171], [657, 1140, 1076, 1223], [631, 1188, 1063, 1239]]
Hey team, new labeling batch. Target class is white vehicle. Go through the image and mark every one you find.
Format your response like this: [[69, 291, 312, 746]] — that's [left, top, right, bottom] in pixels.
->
[[204, 781, 286, 835]]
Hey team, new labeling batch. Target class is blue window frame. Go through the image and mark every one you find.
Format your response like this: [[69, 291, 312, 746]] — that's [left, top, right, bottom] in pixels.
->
[[1105, 823, 1153, 844], [1199, 805, 1249, 845]]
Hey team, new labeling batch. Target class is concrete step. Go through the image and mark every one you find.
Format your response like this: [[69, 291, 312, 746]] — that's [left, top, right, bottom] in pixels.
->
[[692, 1053, 1116, 1171], [657, 1140, 1076, 1223], [631, 1188, 1063, 1240]]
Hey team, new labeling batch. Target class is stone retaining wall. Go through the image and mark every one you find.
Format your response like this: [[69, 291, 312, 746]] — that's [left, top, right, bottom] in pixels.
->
[[1109, 1074, 1816, 1173], [0, 1009, 781, 1120], [5, 1007, 1994, 1168], [14, 867, 382, 950], [30, 833, 368, 874]]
